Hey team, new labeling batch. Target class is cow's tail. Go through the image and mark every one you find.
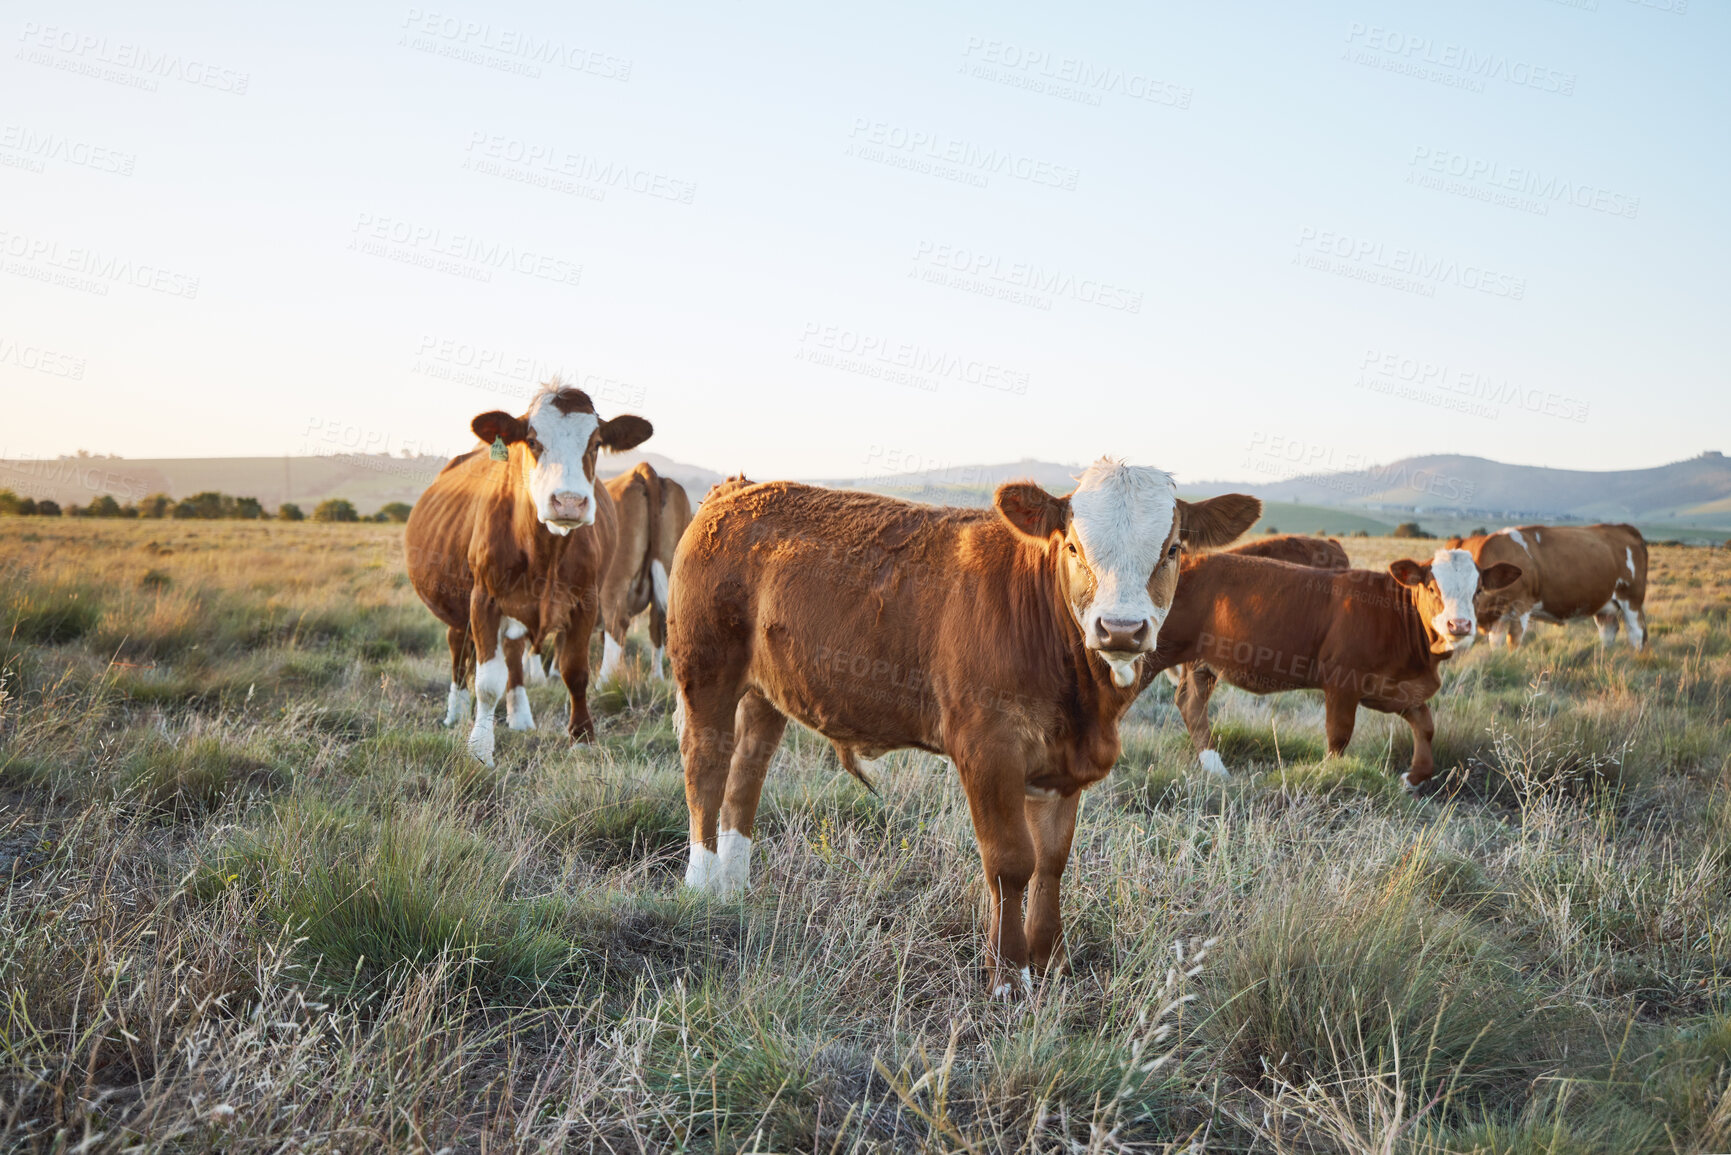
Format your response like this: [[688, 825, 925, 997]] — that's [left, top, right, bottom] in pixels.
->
[[650, 558, 670, 613]]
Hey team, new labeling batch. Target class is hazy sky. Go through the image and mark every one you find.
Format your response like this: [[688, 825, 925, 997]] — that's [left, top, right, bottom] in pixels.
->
[[3, 0, 1725, 488]]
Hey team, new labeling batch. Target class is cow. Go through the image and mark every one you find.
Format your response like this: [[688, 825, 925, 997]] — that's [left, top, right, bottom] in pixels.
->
[[1144, 548, 1522, 787], [666, 461, 1261, 994], [404, 383, 653, 764], [1443, 525, 1648, 650], [1162, 534, 1352, 746], [597, 462, 693, 680]]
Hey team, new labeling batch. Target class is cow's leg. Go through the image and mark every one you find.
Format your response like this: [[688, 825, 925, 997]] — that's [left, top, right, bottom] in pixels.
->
[[679, 676, 749, 893], [956, 750, 1037, 997], [1399, 702, 1436, 790], [559, 597, 602, 743], [1594, 604, 1621, 647], [466, 596, 506, 765], [1617, 597, 1646, 651], [648, 559, 671, 678], [1323, 689, 1358, 758], [701, 691, 787, 894], [442, 624, 471, 727], [1023, 789, 1080, 974], [598, 626, 626, 682], [502, 617, 534, 731], [1175, 663, 1225, 777]]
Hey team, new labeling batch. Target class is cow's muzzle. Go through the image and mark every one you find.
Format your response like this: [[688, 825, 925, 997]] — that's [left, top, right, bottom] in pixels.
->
[[1088, 617, 1154, 688], [545, 492, 592, 527], [1446, 618, 1473, 638]]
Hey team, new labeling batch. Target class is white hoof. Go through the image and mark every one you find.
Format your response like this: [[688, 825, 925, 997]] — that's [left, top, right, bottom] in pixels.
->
[[1198, 749, 1229, 779], [442, 683, 470, 727], [467, 720, 496, 766]]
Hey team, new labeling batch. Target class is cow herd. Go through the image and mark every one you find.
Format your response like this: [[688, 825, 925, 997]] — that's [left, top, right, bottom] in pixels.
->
[[405, 383, 1652, 993]]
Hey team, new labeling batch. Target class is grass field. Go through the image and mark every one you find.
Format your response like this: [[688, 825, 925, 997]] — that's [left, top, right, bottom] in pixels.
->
[[2, 520, 1729, 1153]]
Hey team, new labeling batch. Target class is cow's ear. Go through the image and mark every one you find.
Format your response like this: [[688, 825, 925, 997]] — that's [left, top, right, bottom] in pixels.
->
[[472, 411, 529, 445], [599, 414, 653, 452], [1177, 494, 1261, 550], [1478, 562, 1522, 591], [994, 482, 1068, 541], [1388, 559, 1432, 588]]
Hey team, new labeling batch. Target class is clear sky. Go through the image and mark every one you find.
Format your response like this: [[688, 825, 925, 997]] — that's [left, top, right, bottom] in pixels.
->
[[2, 0, 1725, 487]]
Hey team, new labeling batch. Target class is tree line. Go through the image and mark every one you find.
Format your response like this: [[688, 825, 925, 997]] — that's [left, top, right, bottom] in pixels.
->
[[0, 490, 414, 523]]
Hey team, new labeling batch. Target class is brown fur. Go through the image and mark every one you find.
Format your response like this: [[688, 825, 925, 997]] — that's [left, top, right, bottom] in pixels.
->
[[1145, 552, 1519, 786], [1445, 524, 1648, 648], [599, 463, 693, 668], [667, 479, 1259, 991], [1224, 533, 1350, 569]]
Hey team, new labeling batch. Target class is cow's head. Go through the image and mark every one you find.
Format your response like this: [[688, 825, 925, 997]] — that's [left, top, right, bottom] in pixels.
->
[[1389, 548, 1522, 654], [995, 460, 1262, 687], [471, 385, 653, 535]]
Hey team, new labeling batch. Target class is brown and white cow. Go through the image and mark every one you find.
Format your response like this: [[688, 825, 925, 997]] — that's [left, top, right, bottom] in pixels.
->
[[1443, 524, 1648, 650], [404, 384, 652, 763], [1144, 548, 1521, 787], [597, 463, 693, 680], [666, 461, 1260, 994]]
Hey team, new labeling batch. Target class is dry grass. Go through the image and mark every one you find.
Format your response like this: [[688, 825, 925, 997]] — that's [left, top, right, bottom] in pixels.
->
[[1, 520, 1729, 1152]]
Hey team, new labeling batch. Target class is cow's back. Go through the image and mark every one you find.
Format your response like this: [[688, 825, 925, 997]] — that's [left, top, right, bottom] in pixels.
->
[[1225, 534, 1349, 570], [405, 448, 490, 630]]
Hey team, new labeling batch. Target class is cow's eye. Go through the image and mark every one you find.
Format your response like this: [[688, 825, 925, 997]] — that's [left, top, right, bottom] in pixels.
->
[[1167, 542, 1181, 560], [524, 438, 543, 456], [1066, 543, 1078, 556]]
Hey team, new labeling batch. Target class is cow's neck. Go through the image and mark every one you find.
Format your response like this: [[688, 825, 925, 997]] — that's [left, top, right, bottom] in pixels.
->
[[1398, 582, 1451, 669], [1031, 543, 1140, 769]]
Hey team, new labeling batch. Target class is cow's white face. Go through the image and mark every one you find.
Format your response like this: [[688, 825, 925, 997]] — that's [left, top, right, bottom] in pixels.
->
[[1390, 548, 1522, 654], [470, 385, 653, 536], [995, 460, 1262, 688], [519, 396, 601, 535]]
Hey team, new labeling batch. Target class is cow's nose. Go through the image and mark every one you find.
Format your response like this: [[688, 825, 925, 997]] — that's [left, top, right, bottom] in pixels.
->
[[1093, 617, 1152, 652], [1447, 618, 1473, 637], [548, 492, 591, 522]]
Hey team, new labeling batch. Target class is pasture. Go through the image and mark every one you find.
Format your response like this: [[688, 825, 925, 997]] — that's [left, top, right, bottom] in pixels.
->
[[2, 520, 1729, 1153]]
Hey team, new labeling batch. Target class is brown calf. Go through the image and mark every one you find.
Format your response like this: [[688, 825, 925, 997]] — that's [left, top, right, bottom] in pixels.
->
[[1144, 549, 1520, 787], [666, 462, 1259, 993], [404, 384, 652, 763], [1445, 524, 1648, 650]]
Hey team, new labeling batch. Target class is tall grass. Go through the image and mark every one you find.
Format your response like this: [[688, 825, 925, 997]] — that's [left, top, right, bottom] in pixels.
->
[[1, 521, 1728, 1151]]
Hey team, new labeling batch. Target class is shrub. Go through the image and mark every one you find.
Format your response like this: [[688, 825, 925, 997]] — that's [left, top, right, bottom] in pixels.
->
[[278, 502, 305, 521], [313, 499, 359, 523], [375, 502, 413, 524], [1392, 522, 1433, 539], [138, 493, 176, 518], [35, 500, 61, 517]]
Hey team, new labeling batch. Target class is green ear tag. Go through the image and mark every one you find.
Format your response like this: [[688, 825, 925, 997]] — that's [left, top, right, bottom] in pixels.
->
[[490, 437, 508, 462]]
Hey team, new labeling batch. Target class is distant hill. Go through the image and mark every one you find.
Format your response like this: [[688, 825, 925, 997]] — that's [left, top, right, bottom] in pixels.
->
[[1186, 451, 1731, 528], [0, 449, 722, 515]]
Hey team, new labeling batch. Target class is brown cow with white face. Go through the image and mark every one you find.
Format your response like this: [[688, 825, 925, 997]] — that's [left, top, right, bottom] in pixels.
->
[[597, 463, 693, 680], [1145, 548, 1521, 787], [1444, 524, 1648, 650], [666, 461, 1260, 994], [404, 384, 652, 763]]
